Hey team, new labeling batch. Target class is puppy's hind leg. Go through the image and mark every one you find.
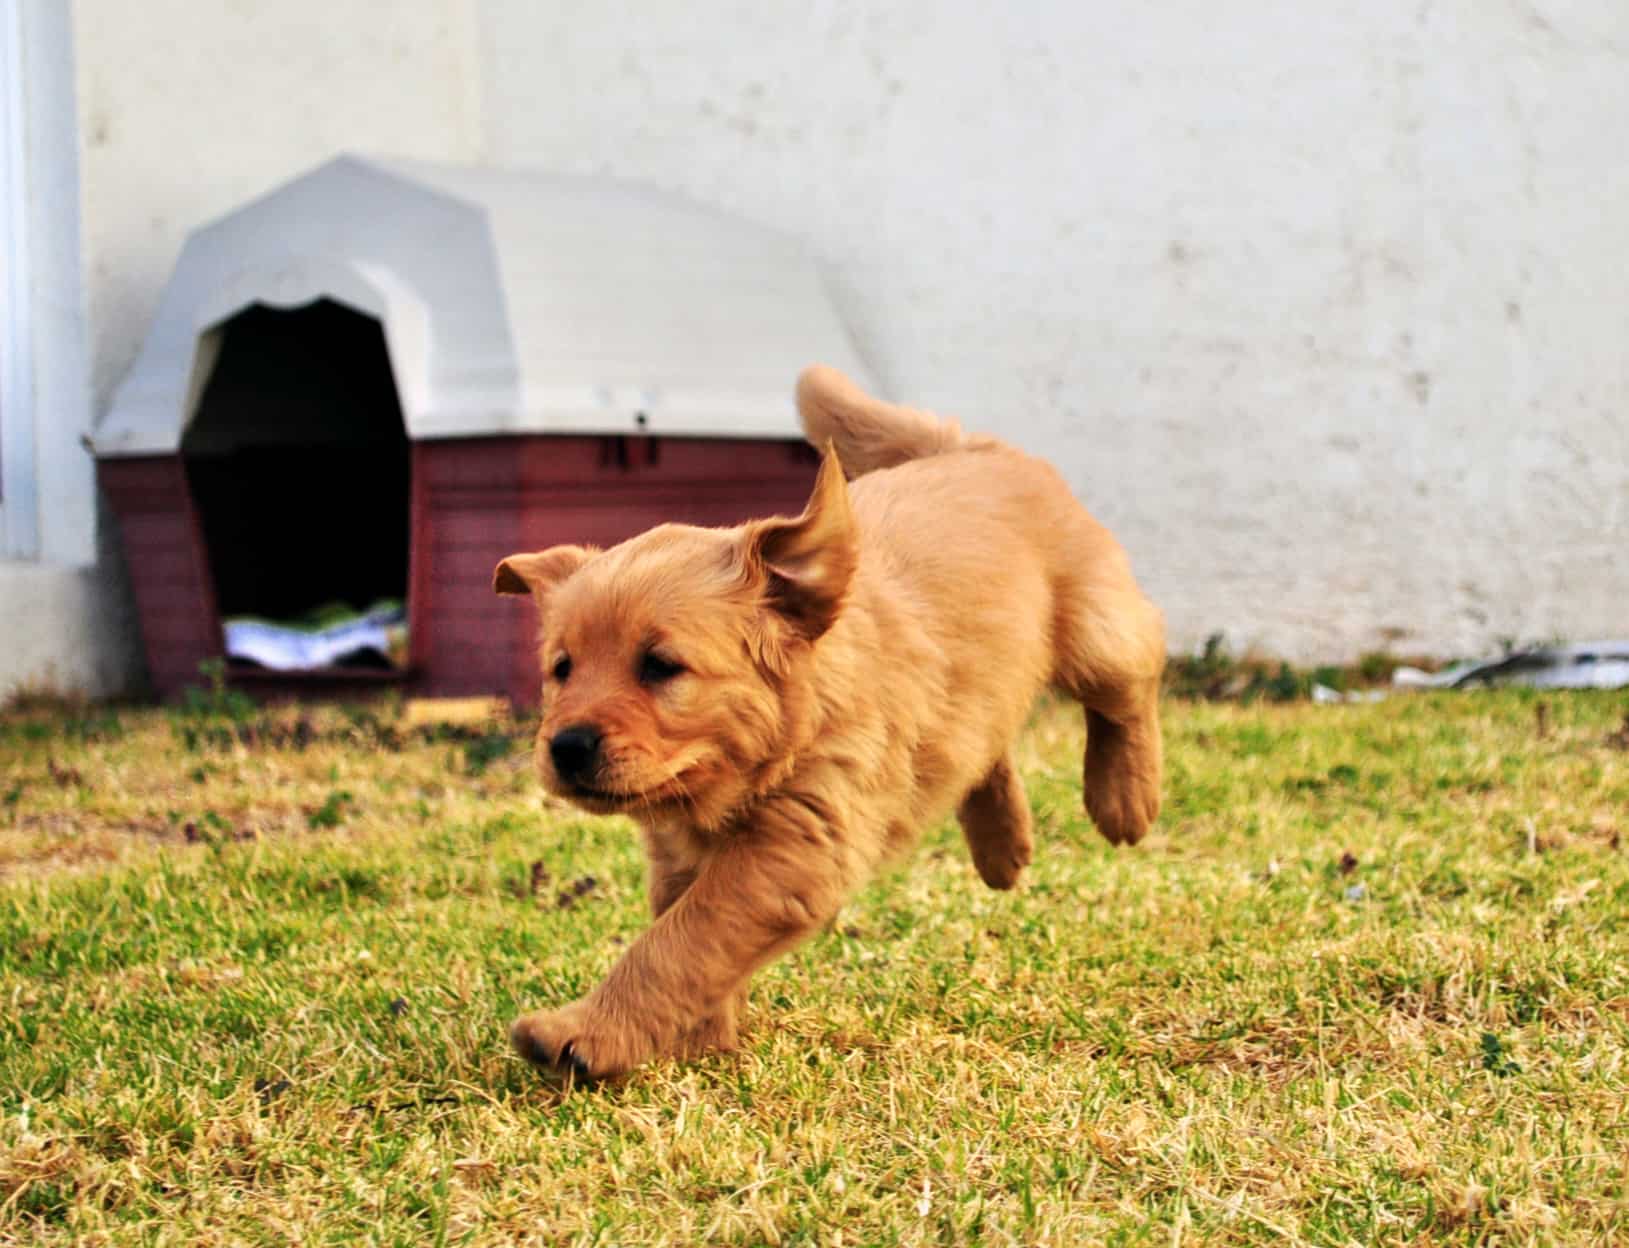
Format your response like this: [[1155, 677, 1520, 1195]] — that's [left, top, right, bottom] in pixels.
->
[[1053, 580, 1166, 847], [1082, 699, 1162, 846], [957, 752, 1034, 889]]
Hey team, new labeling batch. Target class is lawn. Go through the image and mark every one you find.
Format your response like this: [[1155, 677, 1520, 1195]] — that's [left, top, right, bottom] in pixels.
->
[[1, 686, 1626, 1245]]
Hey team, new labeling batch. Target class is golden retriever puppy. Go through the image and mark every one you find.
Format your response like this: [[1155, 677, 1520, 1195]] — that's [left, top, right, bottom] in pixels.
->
[[494, 366, 1164, 1078]]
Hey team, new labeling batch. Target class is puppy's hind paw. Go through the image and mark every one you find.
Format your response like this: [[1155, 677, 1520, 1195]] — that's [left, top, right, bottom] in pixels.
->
[[969, 839, 1032, 890], [1084, 779, 1160, 846]]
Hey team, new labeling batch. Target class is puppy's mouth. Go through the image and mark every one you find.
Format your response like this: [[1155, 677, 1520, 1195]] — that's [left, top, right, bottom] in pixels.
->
[[564, 780, 632, 805], [556, 777, 688, 811]]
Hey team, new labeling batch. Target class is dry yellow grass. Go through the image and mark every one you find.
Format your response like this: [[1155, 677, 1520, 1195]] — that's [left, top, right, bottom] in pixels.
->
[[1, 688, 1626, 1244]]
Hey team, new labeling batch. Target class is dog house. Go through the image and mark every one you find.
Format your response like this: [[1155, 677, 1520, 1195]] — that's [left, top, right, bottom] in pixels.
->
[[95, 155, 873, 705]]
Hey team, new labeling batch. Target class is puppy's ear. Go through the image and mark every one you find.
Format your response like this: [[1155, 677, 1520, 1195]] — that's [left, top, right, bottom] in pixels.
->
[[745, 444, 856, 641], [493, 546, 594, 609]]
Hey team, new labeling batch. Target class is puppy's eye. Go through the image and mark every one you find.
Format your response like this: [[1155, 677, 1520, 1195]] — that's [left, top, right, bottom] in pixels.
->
[[638, 652, 684, 685], [551, 655, 572, 682]]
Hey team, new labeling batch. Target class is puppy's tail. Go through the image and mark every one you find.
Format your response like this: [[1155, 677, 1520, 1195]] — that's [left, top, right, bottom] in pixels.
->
[[796, 365, 987, 477]]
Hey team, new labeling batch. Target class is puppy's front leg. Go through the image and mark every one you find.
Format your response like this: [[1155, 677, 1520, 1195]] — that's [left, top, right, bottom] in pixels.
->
[[645, 850, 742, 1058], [512, 825, 849, 1079]]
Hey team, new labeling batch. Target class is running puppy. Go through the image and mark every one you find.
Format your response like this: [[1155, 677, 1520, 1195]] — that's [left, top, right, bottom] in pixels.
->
[[495, 366, 1164, 1078]]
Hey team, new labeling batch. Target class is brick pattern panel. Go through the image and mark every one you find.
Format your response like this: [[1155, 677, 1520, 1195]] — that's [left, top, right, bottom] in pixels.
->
[[416, 436, 817, 706], [98, 456, 222, 699], [105, 437, 817, 707]]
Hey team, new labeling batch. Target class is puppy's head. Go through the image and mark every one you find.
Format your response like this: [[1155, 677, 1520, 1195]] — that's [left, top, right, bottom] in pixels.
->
[[494, 446, 855, 829]]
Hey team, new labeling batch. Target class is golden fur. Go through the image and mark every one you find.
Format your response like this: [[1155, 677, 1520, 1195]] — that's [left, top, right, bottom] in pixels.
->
[[493, 366, 1165, 1078]]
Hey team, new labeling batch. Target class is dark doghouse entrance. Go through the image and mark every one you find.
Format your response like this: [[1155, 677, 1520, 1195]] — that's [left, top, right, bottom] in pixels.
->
[[181, 298, 410, 675]]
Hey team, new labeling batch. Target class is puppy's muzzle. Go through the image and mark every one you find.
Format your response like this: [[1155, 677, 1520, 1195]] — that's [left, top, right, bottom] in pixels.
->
[[549, 723, 605, 786]]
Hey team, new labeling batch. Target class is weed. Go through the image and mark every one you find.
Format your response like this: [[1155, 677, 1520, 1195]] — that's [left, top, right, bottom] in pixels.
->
[[176, 658, 258, 724], [1165, 635, 1435, 703], [307, 789, 354, 829], [462, 732, 517, 776], [1480, 1032, 1522, 1076]]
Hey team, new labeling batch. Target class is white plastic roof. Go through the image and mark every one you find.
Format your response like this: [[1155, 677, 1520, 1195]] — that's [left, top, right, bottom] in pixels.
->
[[96, 155, 874, 455]]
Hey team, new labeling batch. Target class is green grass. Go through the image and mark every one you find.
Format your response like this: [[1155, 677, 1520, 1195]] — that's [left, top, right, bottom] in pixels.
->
[[1, 690, 1627, 1244]]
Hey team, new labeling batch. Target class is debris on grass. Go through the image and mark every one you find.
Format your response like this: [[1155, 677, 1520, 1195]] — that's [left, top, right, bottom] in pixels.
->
[[555, 875, 598, 909], [1607, 713, 1629, 751], [45, 758, 83, 789], [253, 1077, 292, 1104], [1395, 640, 1629, 691], [1312, 683, 1388, 704], [403, 697, 510, 729], [1166, 634, 1414, 703], [1172, 635, 1629, 702]]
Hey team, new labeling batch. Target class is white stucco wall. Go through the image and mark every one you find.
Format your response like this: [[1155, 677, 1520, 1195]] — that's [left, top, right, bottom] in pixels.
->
[[0, 504, 142, 701], [0, 0, 135, 701], [73, 0, 483, 404], [478, 0, 1629, 660], [16, 0, 484, 698], [61, 0, 1629, 674]]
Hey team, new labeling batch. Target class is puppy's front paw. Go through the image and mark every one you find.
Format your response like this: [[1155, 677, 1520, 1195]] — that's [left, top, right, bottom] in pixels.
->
[[510, 999, 651, 1081]]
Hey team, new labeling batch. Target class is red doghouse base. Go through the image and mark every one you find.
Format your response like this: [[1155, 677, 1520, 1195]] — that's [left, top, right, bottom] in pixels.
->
[[100, 436, 818, 707]]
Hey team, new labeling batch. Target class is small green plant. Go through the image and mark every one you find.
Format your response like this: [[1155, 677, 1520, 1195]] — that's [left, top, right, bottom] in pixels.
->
[[61, 711, 124, 744], [1311, 664, 1347, 692], [177, 659, 257, 724], [1357, 650, 1402, 682], [307, 789, 354, 829], [1167, 637, 1415, 703], [1481, 1031, 1522, 1076], [1252, 661, 1309, 704], [462, 732, 517, 777], [1163, 632, 1240, 699]]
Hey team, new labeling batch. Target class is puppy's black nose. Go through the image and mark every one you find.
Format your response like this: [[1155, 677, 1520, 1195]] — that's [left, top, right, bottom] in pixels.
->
[[549, 724, 603, 783]]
